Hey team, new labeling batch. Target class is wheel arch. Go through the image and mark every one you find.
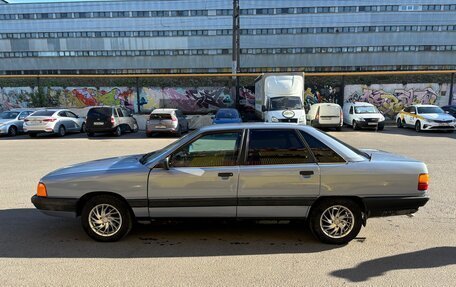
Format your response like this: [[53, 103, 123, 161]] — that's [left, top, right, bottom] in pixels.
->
[[309, 196, 367, 221], [76, 191, 134, 217]]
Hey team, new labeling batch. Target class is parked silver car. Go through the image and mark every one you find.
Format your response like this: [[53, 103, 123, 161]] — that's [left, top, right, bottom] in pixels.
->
[[32, 123, 429, 244], [0, 109, 34, 136], [146, 108, 189, 137], [24, 109, 86, 137]]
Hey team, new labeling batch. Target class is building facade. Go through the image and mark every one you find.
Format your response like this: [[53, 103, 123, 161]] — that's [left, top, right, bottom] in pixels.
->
[[0, 0, 455, 75]]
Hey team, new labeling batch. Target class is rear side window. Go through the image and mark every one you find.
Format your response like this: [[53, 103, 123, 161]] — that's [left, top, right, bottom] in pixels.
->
[[116, 108, 124, 117], [31, 111, 55, 117], [247, 129, 314, 165], [299, 131, 345, 163], [150, 113, 172, 120], [87, 108, 112, 119]]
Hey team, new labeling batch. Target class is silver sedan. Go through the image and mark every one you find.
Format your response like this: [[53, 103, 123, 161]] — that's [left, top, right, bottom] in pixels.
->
[[0, 109, 34, 136], [32, 123, 429, 244], [24, 109, 86, 137]]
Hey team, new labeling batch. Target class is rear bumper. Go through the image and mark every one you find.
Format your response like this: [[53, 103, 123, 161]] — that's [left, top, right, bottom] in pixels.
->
[[24, 125, 57, 133], [146, 126, 178, 133], [363, 195, 430, 218], [31, 195, 78, 217]]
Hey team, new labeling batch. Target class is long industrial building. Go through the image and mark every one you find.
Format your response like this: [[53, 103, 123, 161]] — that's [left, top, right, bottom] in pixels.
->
[[0, 0, 455, 75]]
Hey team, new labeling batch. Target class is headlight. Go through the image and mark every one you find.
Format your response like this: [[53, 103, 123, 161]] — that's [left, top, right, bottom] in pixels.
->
[[271, 116, 279, 123], [358, 117, 365, 121], [379, 115, 385, 122]]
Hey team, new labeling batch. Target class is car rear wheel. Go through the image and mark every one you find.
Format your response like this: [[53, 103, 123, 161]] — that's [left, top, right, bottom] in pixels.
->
[[80, 123, 86, 133], [8, 126, 17, 137], [415, 121, 421, 132], [87, 132, 94, 137], [58, 125, 66, 137], [335, 126, 342, 131], [113, 126, 122, 137], [309, 199, 362, 245], [81, 195, 133, 242], [132, 122, 139, 133], [396, 118, 403, 128]]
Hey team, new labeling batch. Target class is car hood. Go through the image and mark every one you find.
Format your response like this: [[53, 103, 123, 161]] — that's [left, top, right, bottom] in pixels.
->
[[421, 113, 455, 121], [360, 149, 420, 162], [44, 154, 143, 178], [0, 119, 15, 124]]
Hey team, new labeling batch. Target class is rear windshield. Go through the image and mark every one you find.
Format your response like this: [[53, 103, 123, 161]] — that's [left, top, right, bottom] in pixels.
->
[[216, 109, 239, 119], [31, 111, 55, 117], [87, 108, 112, 118], [150, 113, 172, 120]]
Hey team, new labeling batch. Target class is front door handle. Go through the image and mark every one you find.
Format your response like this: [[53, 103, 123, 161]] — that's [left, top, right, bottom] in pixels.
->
[[300, 171, 314, 176], [218, 172, 233, 178]]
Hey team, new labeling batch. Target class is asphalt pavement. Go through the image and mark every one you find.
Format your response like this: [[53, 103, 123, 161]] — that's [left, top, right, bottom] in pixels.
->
[[0, 126, 455, 286]]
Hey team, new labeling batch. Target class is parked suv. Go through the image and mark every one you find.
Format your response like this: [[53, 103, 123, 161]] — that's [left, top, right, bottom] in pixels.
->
[[306, 103, 343, 131], [24, 109, 85, 137], [85, 106, 138, 137], [146, 108, 189, 137], [0, 109, 34, 137]]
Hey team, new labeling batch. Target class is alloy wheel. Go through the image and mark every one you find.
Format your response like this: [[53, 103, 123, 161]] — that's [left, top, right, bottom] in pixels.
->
[[88, 204, 122, 237], [319, 205, 355, 239]]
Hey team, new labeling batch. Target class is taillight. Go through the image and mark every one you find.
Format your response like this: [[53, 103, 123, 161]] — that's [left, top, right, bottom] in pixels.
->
[[43, 118, 57, 122], [315, 107, 320, 121], [172, 116, 177, 122], [418, 173, 429, 191], [37, 182, 48, 197], [111, 116, 115, 125]]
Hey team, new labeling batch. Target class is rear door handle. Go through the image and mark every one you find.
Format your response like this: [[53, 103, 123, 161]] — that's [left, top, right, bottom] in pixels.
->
[[300, 171, 314, 176], [218, 172, 233, 178]]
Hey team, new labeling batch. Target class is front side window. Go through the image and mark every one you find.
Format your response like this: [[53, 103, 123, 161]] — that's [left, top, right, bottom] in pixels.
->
[[247, 129, 313, 165], [0, 111, 19, 119], [170, 131, 242, 167], [299, 131, 346, 163]]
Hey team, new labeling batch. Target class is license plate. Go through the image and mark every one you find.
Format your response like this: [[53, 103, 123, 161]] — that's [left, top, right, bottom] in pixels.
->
[[440, 123, 449, 126], [368, 122, 378, 125], [155, 125, 166, 129], [30, 121, 41, 125], [94, 122, 104, 126]]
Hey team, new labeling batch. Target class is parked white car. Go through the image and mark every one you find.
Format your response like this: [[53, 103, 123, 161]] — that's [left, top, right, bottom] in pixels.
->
[[343, 102, 385, 130], [396, 104, 456, 132], [307, 103, 343, 130], [24, 109, 86, 137]]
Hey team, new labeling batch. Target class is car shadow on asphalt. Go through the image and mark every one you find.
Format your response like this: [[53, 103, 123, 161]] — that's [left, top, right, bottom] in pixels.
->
[[0, 209, 343, 258], [330, 247, 456, 282]]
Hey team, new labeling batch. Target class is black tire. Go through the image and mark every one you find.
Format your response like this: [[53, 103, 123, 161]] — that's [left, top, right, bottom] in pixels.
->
[[57, 125, 66, 137], [309, 199, 363, 245], [176, 125, 182, 137], [87, 132, 94, 137], [80, 123, 86, 133], [352, 121, 359, 130], [132, 121, 139, 133], [396, 118, 403, 128], [415, 121, 421, 132], [335, 126, 342, 131], [81, 195, 133, 242], [113, 126, 122, 137], [146, 132, 153, 138], [377, 123, 384, 131], [8, 126, 17, 137], [28, 133, 37, 138]]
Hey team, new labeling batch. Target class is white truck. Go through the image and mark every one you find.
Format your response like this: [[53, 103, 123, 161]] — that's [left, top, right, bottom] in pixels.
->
[[254, 73, 306, 124]]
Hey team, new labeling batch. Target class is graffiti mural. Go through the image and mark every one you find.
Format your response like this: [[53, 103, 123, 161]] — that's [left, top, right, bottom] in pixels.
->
[[304, 85, 340, 111], [139, 87, 234, 114], [52, 87, 136, 111], [344, 84, 447, 119], [0, 87, 35, 111]]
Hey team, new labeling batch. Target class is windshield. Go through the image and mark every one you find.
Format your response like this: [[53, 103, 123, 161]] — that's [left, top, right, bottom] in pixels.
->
[[269, 97, 303, 111], [0, 112, 19, 119], [216, 109, 239, 119], [417, 107, 444, 114], [354, 106, 378, 114], [139, 130, 197, 164]]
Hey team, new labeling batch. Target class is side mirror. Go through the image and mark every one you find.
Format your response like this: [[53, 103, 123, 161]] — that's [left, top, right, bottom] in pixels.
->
[[445, 111, 449, 114], [161, 157, 170, 170], [261, 105, 267, 112]]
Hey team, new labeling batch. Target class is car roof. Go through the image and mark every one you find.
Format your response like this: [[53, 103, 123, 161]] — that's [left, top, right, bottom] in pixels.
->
[[8, 109, 34, 112], [350, 102, 374, 107], [198, 122, 315, 132], [312, 103, 340, 106], [151, 108, 178, 113], [411, 104, 439, 107]]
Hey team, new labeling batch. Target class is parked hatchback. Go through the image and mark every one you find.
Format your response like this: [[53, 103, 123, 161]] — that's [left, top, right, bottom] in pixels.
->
[[85, 106, 138, 137], [306, 103, 343, 131], [146, 108, 189, 137], [24, 109, 85, 137], [213, 108, 242, 124], [0, 109, 34, 136]]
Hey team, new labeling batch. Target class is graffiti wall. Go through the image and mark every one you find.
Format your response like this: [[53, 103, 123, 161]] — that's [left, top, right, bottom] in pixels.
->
[[344, 84, 452, 119], [304, 85, 341, 111], [0, 87, 36, 111], [139, 87, 234, 114]]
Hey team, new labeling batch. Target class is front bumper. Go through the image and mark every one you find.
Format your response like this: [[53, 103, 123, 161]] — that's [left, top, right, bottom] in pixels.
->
[[31, 195, 78, 217], [422, 122, 456, 130], [355, 120, 384, 129], [363, 195, 430, 218]]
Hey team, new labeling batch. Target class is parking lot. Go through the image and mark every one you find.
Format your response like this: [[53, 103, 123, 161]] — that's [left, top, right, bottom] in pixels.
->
[[1, 126, 455, 286]]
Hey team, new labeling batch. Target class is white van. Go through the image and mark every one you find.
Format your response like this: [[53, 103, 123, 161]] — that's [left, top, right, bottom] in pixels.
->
[[343, 102, 385, 130], [306, 103, 343, 131]]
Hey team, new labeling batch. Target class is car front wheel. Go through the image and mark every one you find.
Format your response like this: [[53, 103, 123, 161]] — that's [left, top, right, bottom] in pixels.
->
[[415, 121, 421, 132], [309, 199, 362, 245], [81, 195, 133, 242]]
